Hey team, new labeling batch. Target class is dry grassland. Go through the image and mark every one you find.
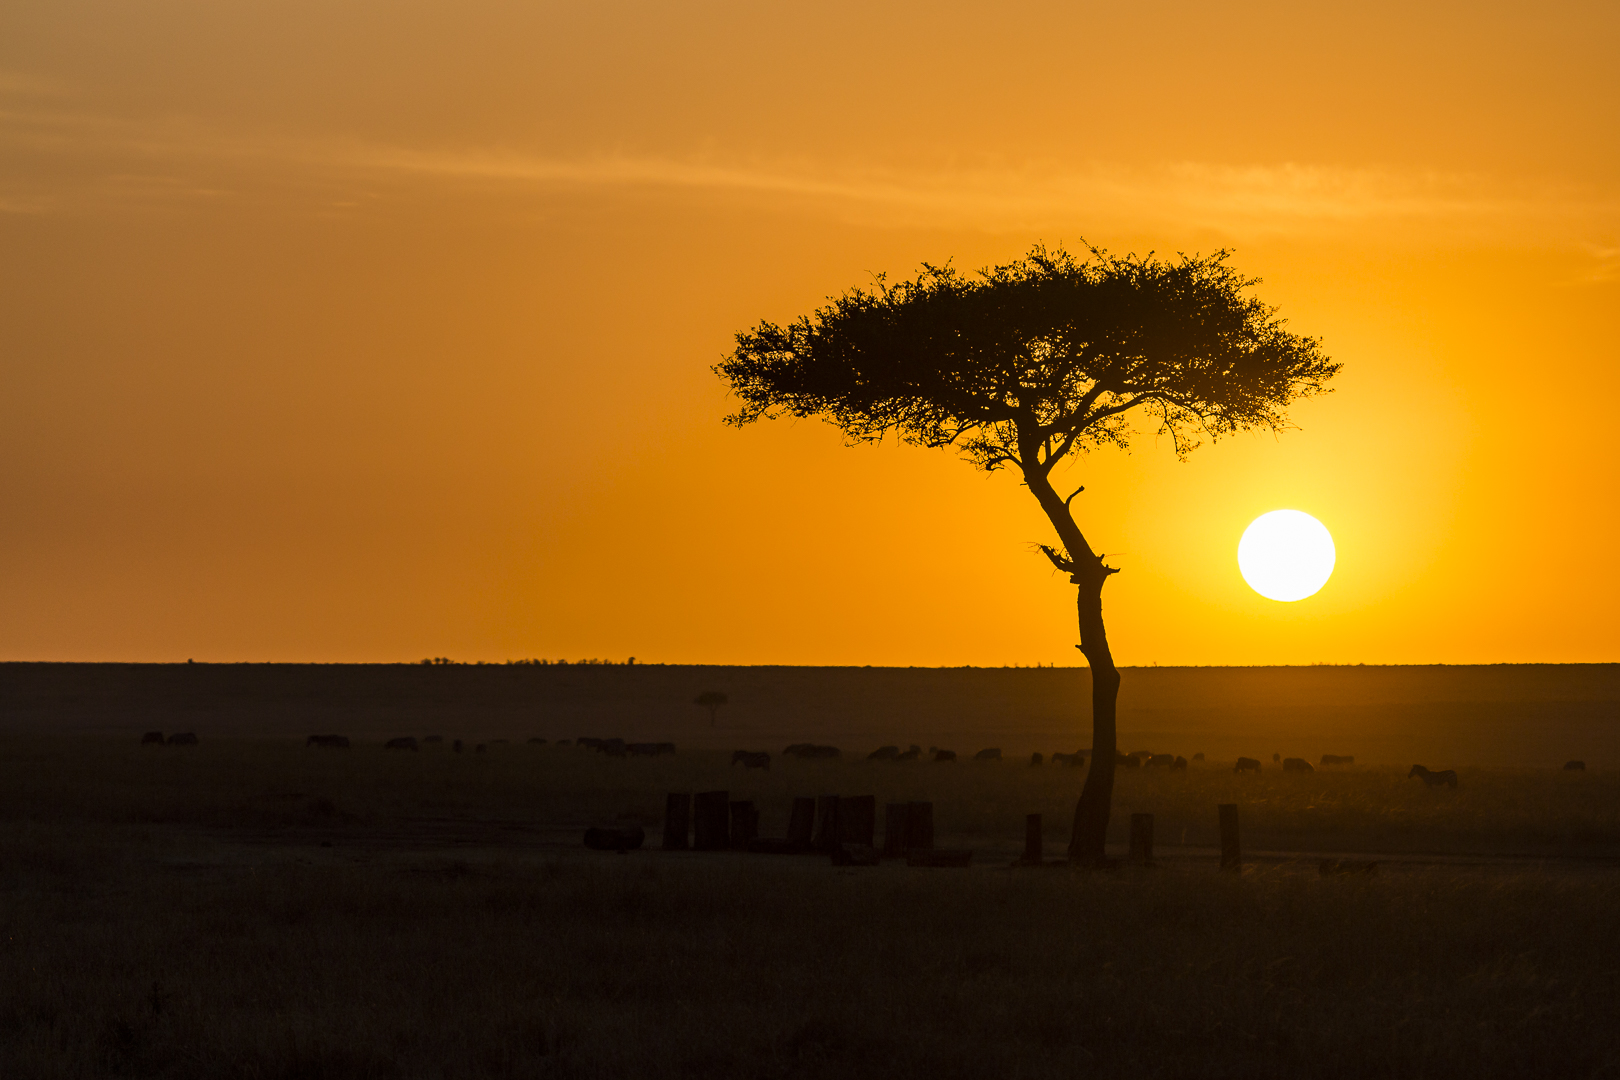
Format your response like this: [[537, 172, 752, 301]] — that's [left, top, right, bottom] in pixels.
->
[[2, 736, 1618, 1079]]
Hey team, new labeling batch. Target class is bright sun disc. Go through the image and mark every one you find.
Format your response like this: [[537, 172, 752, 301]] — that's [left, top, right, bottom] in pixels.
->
[[1238, 510, 1335, 602]]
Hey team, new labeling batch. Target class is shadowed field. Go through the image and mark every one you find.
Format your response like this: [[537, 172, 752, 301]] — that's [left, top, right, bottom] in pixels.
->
[[4, 662, 1618, 768], [3, 734, 1620, 1077]]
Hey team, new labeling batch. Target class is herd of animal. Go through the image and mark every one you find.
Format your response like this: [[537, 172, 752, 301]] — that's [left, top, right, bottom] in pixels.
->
[[133, 732, 1591, 785]]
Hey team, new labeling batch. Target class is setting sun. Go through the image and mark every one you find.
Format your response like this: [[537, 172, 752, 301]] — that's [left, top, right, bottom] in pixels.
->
[[1238, 510, 1336, 602]]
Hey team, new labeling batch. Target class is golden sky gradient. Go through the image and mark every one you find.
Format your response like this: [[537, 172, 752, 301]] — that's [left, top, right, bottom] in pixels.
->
[[1, 1, 1616, 665]]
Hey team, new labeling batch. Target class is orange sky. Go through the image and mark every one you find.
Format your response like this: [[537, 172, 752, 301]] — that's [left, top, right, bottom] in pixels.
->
[[1, 1, 1616, 665]]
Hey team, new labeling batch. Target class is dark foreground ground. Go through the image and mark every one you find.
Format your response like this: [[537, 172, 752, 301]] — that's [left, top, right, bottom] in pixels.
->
[[3, 735, 1620, 1078]]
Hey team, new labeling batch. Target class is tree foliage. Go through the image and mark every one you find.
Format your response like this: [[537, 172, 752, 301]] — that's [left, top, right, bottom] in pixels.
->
[[716, 245, 1339, 485]]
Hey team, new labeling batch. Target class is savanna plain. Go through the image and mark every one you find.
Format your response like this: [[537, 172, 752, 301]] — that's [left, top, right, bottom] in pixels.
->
[[3, 664, 1619, 1079]]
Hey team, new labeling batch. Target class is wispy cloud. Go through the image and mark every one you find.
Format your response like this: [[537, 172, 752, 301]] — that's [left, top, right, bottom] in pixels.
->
[[2, 94, 1616, 244]]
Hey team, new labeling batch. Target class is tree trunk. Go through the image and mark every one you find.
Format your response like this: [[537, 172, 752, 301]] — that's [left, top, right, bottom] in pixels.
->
[[1068, 572, 1120, 864], [1018, 464, 1121, 867]]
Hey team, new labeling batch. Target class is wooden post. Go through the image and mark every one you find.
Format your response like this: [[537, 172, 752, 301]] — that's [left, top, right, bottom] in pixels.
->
[[839, 796, 876, 848], [729, 800, 757, 850], [1022, 813, 1043, 864], [813, 795, 841, 851], [693, 790, 730, 851], [1129, 813, 1154, 866], [1218, 803, 1241, 872], [661, 793, 690, 850], [905, 801, 934, 852], [786, 797, 816, 848], [882, 803, 909, 858]]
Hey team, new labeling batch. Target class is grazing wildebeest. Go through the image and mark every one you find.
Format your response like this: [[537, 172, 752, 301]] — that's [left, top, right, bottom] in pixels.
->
[[1283, 757, 1315, 773], [1171, 756, 1188, 770], [576, 737, 605, 751], [140, 731, 165, 746], [1192, 752, 1205, 761], [1030, 752, 1044, 766], [731, 750, 771, 770], [1234, 756, 1261, 773], [306, 734, 350, 749], [867, 745, 900, 761], [1051, 752, 1084, 767], [933, 749, 957, 762], [896, 746, 921, 761], [1145, 753, 1175, 769], [1320, 754, 1354, 766], [166, 733, 198, 746], [1565, 760, 1586, 771], [1408, 764, 1458, 788], [1272, 753, 1281, 763], [1115, 752, 1141, 769], [973, 748, 1002, 762], [385, 736, 419, 751], [783, 744, 840, 759]]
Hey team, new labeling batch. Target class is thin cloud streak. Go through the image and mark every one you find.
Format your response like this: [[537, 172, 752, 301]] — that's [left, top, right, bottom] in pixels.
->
[[1, 98, 1616, 242]]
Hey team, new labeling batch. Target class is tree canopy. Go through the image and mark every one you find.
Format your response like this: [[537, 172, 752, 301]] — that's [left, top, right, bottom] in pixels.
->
[[716, 246, 1339, 486]]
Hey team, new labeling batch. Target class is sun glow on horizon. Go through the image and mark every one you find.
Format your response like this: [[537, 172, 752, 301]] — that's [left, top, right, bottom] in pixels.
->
[[1238, 510, 1336, 603]]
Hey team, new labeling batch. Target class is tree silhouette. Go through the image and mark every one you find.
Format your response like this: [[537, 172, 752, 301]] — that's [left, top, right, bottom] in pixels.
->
[[693, 690, 728, 727], [716, 245, 1337, 863]]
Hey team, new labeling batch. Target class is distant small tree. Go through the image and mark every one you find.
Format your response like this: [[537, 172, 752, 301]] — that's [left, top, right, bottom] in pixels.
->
[[715, 245, 1337, 864], [694, 691, 728, 726]]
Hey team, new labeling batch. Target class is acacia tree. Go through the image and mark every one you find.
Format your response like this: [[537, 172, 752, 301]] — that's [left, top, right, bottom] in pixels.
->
[[714, 245, 1338, 863]]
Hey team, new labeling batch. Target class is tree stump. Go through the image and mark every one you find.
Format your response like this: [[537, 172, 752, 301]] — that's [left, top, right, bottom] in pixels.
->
[[1021, 813, 1043, 865], [786, 797, 816, 848], [813, 794, 841, 851], [1218, 803, 1241, 872], [1129, 813, 1154, 866], [905, 801, 934, 852], [838, 795, 875, 849], [729, 800, 758, 850], [693, 790, 730, 851], [662, 793, 691, 850], [882, 803, 908, 859]]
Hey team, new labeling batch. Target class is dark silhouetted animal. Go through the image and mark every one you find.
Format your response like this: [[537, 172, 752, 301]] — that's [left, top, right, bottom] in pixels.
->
[[1171, 756, 1187, 770], [166, 733, 198, 746], [1320, 754, 1354, 766], [868, 745, 900, 761], [1115, 752, 1140, 769], [1145, 754, 1175, 769], [731, 750, 771, 770], [933, 749, 957, 762], [1234, 757, 1261, 773], [1272, 753, 1281, 763], [140, 731, 164, 746], [973, 748, 1002, 762], [1192, 753, 1205, 761], [385, 737, 419, 751], [1030, 752, 1044, 766], [783, 744, 840, 759], [1051, 752, 1084, 767], [896, 746, 921, 761], [1283, 757, 1314, 773], [306, 734, 350, 749], [1565, 760, 1586, 771], [627, 742, 676, 756], [576, 737, 605, 750], [1408, 764, 1458, 788]]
